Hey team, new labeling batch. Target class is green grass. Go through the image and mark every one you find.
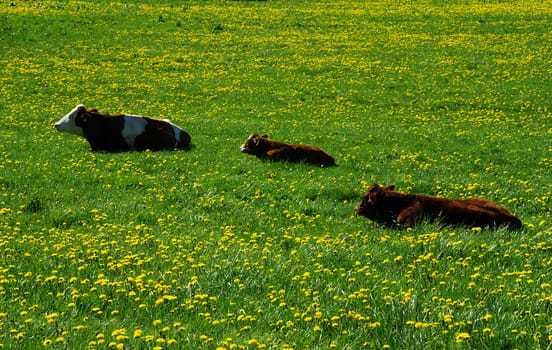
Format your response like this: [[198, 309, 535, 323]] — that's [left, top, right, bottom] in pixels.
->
[[1, 0, 551, 349]]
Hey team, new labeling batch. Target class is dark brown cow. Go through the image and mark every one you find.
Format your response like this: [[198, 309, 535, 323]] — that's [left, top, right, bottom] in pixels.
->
[[240, 133, 336, 167], [55, 104, 191, 152], [355, 184, 522, 229]]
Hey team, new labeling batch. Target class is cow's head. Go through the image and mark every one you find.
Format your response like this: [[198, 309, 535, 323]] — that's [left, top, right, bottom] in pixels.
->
[[54, 104, 90, 137], [355, 184, 395, 218], [240, 133, 269, 155]]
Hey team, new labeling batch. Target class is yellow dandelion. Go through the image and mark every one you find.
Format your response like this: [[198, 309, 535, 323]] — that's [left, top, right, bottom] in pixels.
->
[[455, 332, 471, 343], [482, 314, 492, 321], [0, 207, 11, 215]]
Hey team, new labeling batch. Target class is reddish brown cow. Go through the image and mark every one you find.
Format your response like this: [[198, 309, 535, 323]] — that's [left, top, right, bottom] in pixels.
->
[[240, 133, 335, 167], [355, 184, 522, 229]]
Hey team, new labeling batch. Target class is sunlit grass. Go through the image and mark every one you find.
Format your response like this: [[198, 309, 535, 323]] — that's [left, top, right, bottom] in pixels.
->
[[1, 0, 551, 348]]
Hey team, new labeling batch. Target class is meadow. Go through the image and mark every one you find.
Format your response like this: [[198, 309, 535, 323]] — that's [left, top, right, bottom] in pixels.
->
[[0, 0, 551, 348]]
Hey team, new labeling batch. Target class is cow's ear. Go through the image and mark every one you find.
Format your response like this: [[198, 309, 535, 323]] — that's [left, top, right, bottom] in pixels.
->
[[261, 134, 268, 138], [89, 108, 98, 113], [367, 183, 380, 192], [385, 185, 395, 191]]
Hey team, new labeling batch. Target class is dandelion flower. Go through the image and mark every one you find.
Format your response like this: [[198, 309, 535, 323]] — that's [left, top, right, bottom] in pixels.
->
[[455, 332, 471, 342]]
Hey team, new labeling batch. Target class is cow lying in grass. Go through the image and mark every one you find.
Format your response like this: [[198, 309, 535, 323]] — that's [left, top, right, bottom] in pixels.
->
[[55, 104, 191, 152], [240, 133, 336, 167], [355, 184, 522, 229]]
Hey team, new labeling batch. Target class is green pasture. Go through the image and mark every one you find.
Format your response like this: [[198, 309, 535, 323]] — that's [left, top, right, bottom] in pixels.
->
[[1, 0, 551, 348]]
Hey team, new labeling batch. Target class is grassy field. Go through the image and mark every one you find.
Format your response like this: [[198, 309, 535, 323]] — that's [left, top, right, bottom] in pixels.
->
[[1, 0, 551, 348]]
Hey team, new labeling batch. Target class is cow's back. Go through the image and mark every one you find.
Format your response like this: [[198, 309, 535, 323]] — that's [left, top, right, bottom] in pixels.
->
[[297, 146, 335, 166], [436, 198, 522, 229], [271, 144, 335, 166], [133, 117, 175, 151]]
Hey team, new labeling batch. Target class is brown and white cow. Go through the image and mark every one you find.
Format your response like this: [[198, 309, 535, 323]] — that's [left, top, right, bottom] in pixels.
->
[[355, 184, 522, 229], [240, 133, 336, 167], [55, 104, 191, 152]]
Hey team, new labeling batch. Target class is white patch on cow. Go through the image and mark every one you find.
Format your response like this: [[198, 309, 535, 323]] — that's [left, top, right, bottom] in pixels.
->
[[166, 120, 182, 142], [54, 104, 86, 137], [174, 127, 182, 143], [160, 118, 182, 142], [121, 115, 148, 148]]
